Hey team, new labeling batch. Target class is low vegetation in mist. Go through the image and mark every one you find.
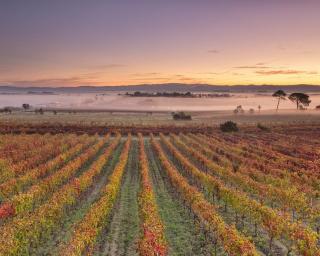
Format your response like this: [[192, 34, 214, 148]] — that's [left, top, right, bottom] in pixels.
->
[[220, 121, 239, 132], [257, 123, 270, 131], [125, 91, 231, 98], [171, 112, 192, 120]]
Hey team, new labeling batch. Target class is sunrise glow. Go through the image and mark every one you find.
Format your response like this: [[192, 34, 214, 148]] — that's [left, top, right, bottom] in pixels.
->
[[1, 1, 320, 87]]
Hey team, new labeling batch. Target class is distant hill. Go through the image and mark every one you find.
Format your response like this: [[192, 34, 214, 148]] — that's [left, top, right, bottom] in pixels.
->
[[1, 83, 320, 94]]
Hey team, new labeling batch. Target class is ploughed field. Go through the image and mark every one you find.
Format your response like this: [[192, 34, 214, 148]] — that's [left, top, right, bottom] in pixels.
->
[[0, 130, 319, 256]]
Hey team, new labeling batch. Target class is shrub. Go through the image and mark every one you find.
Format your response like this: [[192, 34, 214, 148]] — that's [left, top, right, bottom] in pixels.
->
[[233, 105, 244, 114], [220, 121, 239, 132], [2, 107, 12, 114], [257, 123, 270, 131], [171, 112, 192, 120], [35, 108, 44, 115]]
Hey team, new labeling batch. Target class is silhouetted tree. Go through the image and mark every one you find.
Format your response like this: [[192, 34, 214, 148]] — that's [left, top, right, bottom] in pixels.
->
[[289, 93, 311, 110], [233, 105, 244, 114], [22, 103, 30, 111], [35, 108, 44, 115], [272, 90, 286, 111], [4, 107, 12, 114]]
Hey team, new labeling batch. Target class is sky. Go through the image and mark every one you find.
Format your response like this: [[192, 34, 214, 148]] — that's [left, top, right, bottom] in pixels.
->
[[1, 0, 320, 87]]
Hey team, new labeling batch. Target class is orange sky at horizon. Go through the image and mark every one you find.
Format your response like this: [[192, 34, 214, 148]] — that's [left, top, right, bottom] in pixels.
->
[[1, 1, 320, 87]]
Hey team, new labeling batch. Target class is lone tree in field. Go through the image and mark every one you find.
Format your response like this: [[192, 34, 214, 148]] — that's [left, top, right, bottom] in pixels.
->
[[272, 90, 286, 111], [233, 105, 244, 114], [288, 93, 311, 110], [22, 103, 30, 111]]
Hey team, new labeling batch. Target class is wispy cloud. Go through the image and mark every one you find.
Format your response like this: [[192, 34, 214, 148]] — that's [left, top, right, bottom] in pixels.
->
[[130, 72, 161, 77], [86, 64, 127, 70], [255, 62, 266, 66], [234, 65, 271, 69], [131, 77, 169, 81], [233, 62, 273, 69], [130, 73, 203, 84], [207, 50, 220, 54], [301, 50, 314, 55], [255, 70, 318, 75], [5, 71, 105, 86], [197, 71, 228, 75], [277, 45, 286, 51], [7, 77, 91, 86]]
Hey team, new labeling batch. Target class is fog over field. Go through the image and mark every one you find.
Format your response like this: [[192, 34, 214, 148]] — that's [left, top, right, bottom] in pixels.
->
[[1, 92, 320, 111]]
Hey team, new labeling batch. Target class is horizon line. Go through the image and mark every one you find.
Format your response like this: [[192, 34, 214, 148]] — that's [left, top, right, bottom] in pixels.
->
[[1, 83, 320, 89]]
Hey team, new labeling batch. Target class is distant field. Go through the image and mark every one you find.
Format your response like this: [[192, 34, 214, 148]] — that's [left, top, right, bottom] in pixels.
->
[[0, 127, 319, 255], [1, 92, 320, 111], [1, 109, 320, 128]]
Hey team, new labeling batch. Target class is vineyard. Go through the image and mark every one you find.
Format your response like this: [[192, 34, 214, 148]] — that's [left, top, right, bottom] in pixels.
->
[[0, 129, 319, 256]]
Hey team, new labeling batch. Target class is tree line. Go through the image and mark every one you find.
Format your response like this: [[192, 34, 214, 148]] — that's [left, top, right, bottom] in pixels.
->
[[272, 90, 311, 110]]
